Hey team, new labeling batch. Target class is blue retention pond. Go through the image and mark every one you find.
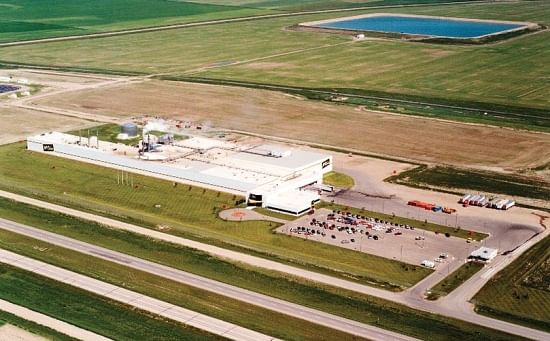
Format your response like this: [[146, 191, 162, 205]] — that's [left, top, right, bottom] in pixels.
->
[[315, 15, 526, 39]]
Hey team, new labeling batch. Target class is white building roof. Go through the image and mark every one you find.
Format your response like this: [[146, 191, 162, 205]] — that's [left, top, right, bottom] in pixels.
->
[[265, 189, 319, 214], [470, 247, 498, 260], [27, 133, 331, 196]]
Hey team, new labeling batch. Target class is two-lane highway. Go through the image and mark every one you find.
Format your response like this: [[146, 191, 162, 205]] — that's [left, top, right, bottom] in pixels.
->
[[0, 217, 419, 341]]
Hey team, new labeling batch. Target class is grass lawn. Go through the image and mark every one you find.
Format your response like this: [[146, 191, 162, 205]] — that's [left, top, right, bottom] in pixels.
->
[[323, 171, 355, 189], [0, 310, 76, 341], [253, 207, 299, 221], [386, 165, 550, 202], [0, 213, 527, 341], [427, 261, 484, 300], [0, 264, 225, 341], [69, 123, 141, 146], [474, 236, 550, 332], [0, 0, 270, 43], [319, 201, 487, 240], [0, 142, 431, 289]]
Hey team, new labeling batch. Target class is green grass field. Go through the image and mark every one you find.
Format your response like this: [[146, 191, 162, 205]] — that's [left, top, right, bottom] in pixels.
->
[[323, 171, 355, 189], [0, 0, 271, 43], [474, 236, 550, 332], [0, 0, 472, 43], [1, 1, 548, 128], [0, 310, 76, 341], [0, 263, 224, 341], [0, 142, 432, 290], [386, 165, 550, 202], [0, 234, 358, 340], [427, 261, 484, 300], [0, 205, 527, 341]]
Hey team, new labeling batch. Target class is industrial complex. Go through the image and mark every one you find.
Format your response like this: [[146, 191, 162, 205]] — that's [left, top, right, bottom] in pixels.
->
[[27, 127, 332, 215], [0, 1, 548, 339]]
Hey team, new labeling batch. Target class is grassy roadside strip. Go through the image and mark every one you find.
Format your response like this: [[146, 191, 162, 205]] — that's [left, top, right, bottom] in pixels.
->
[[0, 142, 430, 290], [426, 261, 484, 300], [473, 236, 550, 332], [318, 202, 488, 240], [161, 77, 550, 133], [0, 310, 77, 341], [253, 207, 298, 221], [385, 165, 550, 203], [0, 218, 527, 341], [0, 263, 225, 341]]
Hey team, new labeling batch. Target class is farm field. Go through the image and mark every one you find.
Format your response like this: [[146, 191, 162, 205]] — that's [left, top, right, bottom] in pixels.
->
[[386, 165, 550, 203], [32, 79, 550, 170], [0, 0, 270, 43], [198, 1, 550, 111], [0, 263, 224, 341], [0, 202, 527, 341], [191, 0, 478, 11], [1, 1, 548, 112], [0, 142, 432, 290], [427, 261, 484, 300], [474, 236, 550, 332], [0, 107, 93, 145], [0, 311, 75, 341]]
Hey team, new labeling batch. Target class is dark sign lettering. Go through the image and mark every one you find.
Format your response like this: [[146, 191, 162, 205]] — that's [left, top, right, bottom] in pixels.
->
[[322, 159, 330, 169], [248, 193, 263, 201], [43, 144, 54, 152]]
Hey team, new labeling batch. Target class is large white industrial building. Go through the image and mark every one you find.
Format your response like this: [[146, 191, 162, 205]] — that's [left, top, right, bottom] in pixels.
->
[[27, 132, 333, 215]]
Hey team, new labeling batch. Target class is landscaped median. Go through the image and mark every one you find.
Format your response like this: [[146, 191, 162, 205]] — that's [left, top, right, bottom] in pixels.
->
[[0, 198, 528, 341], [426, 261, 484, 300], [0, 263, 226, 341], [323, 171, 355, 189]]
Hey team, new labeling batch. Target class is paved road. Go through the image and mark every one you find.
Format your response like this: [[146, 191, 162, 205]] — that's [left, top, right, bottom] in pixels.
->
[[2, 190, 550, 340], [0, 298, 112, 341], [0, 1, 494, 48], [0, 248, 278, 341], [0, 217, 419, 341]]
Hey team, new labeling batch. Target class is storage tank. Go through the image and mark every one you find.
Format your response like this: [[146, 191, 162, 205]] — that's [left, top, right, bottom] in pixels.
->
[[121, 123, 138, 137]]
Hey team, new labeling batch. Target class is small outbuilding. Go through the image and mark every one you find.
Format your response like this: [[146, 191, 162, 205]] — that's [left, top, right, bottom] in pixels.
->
[[469, 247, 498, 262]]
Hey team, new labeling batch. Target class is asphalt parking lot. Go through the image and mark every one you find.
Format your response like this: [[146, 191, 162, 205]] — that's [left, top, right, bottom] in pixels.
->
[[276, 208, 479, 267]]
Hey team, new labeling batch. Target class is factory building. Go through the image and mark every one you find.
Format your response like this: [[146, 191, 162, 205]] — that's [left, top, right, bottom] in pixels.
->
[[27, 131, 332, 215]]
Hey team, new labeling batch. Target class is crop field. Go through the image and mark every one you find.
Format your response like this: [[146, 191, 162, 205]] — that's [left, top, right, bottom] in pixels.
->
[[0, 0, 269, 43], [386, 165, 550, 203], [1, 1, 548, 114], [30, 80, 550, 170], [0, 142, 433, 289], [0, 201, 527, 341], [0, 263, 224, 341], [0, 310, 76, 341], [198, 1, 550, 111], [474, 236, 550, 332], [427, 261, 484, 300], [0, 107, 93, 145], [191, 0, 479, 11]]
